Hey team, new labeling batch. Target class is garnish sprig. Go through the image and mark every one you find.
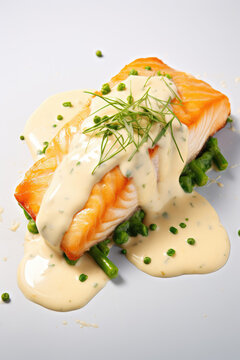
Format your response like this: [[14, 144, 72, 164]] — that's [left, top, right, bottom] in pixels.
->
[[83, 80, 182, 174]]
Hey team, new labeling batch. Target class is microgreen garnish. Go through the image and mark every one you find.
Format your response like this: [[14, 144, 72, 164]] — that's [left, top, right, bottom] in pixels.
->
[[83, 81, 182, 174]]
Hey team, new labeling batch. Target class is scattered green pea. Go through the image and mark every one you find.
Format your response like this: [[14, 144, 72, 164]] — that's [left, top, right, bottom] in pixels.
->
[[52, 124, 57, 128], [20, 135, 25, 140], [101, 83, 111, 95], [167, 248, 175, 256], [1, 293, 10, 303], [179, 222, 187, 228], [79, 273, 88, 282], [149, 224, 157, 231], [169, 226, 178, 234], [117, 83, 126, 91], [187, 238, 196, 245], [57, 115, 63, 120], [144, 256, 151, 264], [165, 73, 172, 79], [96, 50, 103, 57], [121, 249, 127, 255], [94, 115, 101, 124], [145, 66, 151, 70], [238, 230, 240, 236], [62, 102, 72, 107], [129, 69, 138, 76]]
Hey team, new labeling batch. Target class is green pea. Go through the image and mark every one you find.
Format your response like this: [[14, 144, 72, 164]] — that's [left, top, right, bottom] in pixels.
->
[[149, 224, 157, 231], [167, 248, 175, 256], [79, 274, 88, 282], [187, 238, 195, 245], [169, 226, 178, 234], [129, 69, 138, 76], [57, 115, 63, 120], [96, 50, 103, 57], [121, 249, 127, 255], [179, 222, 186, 228], [143, 256, 151, 264], [94, 115, 101, 124], [1, 293, 10, 303], [117, 83, 126, 91], [145, 66, 151, 70], [20, 135, 25, 140], [101, 83, 111, 95]]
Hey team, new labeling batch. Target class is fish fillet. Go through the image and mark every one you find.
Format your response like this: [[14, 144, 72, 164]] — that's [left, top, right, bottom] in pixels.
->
[[15, 57, 230, 260]]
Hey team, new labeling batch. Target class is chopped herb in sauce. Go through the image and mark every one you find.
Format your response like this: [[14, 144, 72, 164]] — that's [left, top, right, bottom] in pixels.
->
[[166, 248, 175, 256], [117, 83, 126, 91], [96, 50, 103, 57], [1, 292, 10, 303], [179, 222, 186, 228], [126, 170, 132, 178], [57, 115, 63, 120], [62, 101, 72, 107], [187, 238, 196, 245], [144, 256, 151, 264], [185, 218, 189, 221], [76, 161, 81, 166], [162, 212, 168, 218], [101, 83, 111, 95], [38, 141, 49, 155], [79, 274, 88, 282], [20, 135, 25, 140], [169, 226, 178, 234]]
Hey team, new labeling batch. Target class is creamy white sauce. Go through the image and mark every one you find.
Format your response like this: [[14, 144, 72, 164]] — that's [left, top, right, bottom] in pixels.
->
[[18, 232, 109, 311], [24, 90, 92, 158], [17, 77, 230, 311], [124, 192, 229, 277]]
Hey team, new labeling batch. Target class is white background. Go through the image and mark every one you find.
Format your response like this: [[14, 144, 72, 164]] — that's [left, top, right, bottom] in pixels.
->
[[0, 0, 240, 359]]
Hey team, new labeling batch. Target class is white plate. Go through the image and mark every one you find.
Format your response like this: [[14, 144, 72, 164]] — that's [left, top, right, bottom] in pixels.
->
[[0, 0, 240, 359]]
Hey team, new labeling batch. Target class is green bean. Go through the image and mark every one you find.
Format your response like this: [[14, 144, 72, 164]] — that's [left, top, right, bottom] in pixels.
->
[[63, 253, 78, 265], [189, 160, 208, 186], [97, 240, 110, 256], [206, 137, 228, 171], [89, 245, 118, 279], [179, 175, 193, 193], [27, 219, 39, 234]]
